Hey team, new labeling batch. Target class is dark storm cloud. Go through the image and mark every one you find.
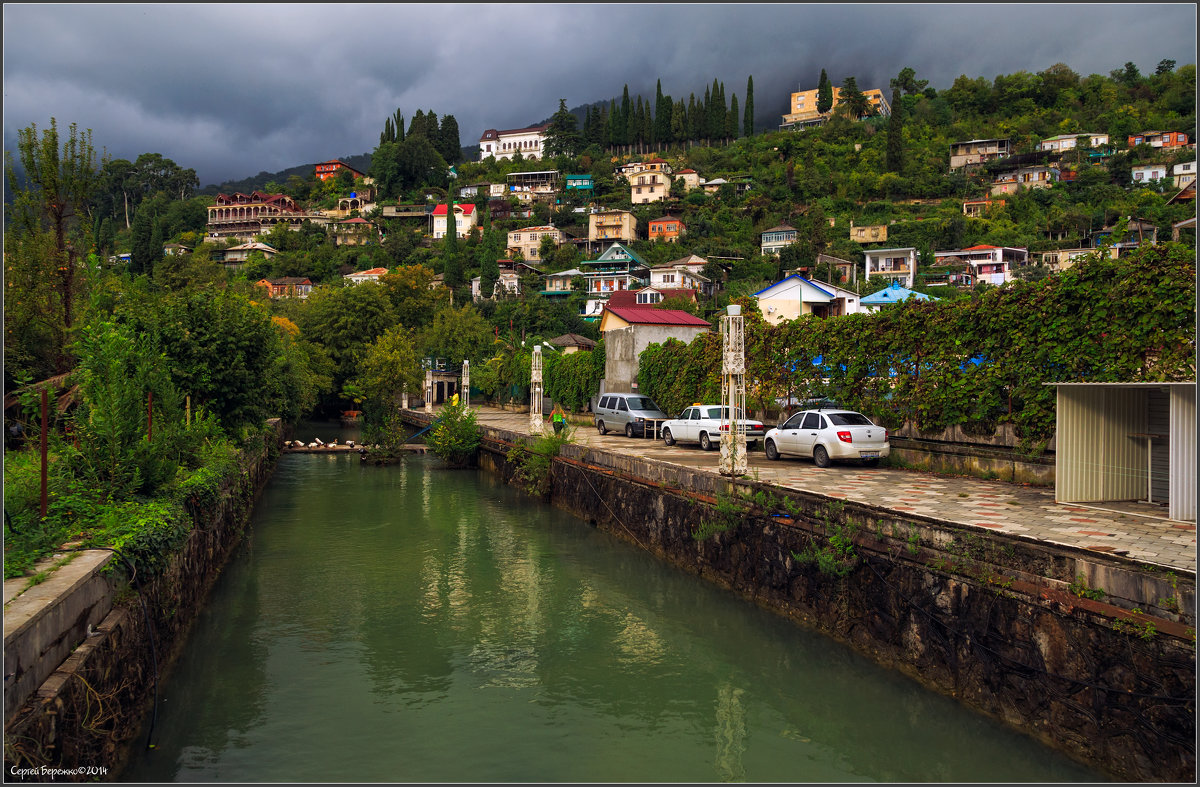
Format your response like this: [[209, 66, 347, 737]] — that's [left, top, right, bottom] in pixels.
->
[[4, 3, 1195, 187]]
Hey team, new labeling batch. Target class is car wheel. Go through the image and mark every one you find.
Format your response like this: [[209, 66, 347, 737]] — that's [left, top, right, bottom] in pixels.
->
[[862, 458, 880, 468], [813, 444, 832, 468], [765, 439, 780, 461], [597, 421, 607, 435], [699, 432, 713, 451], [662, 428, 675, 446], [625, 423, 635, 438]]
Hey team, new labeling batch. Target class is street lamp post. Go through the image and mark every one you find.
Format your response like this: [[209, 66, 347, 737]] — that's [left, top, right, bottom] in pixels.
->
[[719, 305, 747, 477], [530, 345, 544, 435]]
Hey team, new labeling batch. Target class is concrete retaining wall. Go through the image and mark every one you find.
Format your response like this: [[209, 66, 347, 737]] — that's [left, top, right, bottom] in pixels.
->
[[3, 421, 285, 780], [469, 425, 1194, 782]]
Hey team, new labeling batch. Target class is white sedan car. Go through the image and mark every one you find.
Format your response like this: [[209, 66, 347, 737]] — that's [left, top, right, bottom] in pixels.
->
[[764, 409, 889, 467], [661, 405, 766, 451]]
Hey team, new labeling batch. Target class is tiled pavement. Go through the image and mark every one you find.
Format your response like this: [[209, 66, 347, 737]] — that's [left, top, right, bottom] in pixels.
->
[[445, 405, 1197, 574]]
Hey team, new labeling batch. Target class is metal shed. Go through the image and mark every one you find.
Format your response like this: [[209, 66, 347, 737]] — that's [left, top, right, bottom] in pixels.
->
[[1048, 382, 1196, 522]]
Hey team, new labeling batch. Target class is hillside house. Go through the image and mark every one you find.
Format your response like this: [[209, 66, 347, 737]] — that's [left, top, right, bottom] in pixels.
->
[[542, 268, 585, 300], [256, 276, 312, 299], [431, 203, 477, 239], [648, 255, 710, 294], [949, 138, 1013, 172], [206, 191, 325, 242], [1173, 161, 1196, 189], [220, 242, 278, 264], [753, 275, 865, 324], [780, 85, 891, 130], [1127, 131, 1190, 149], [507, 225, 566, 261], [991, 165, 1059, 195], [648, 216, 685, 242], [863, 247, 918, 288], [1132, 163, 1170, 183], [478, 124, 550, 161], [1037, 133, 1109, 152], [565, 174, 594, 194], [963, 199, 1005, 217], [314, 159, 367, 182], [850, 222, 888, 243], [630, 170, 670, 204], [675, 169, 701, 191], [588, 210, 637, 247], [471, 271, 522, 300], [761, 225, 797, 255], [344, 267, 390, 285], [505, 170, 559, 203], [547, 333, 597, 355], [934, 245, 1029, 285], [579, 243, 650, 302], [634, 286, 698, 306]]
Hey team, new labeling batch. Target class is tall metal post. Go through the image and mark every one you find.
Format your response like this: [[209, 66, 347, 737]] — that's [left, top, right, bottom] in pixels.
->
[[424, 364, 433, 414], [719, 305, 747, 476], [530, 345, 544, 435], [462, 360, 470, 410]]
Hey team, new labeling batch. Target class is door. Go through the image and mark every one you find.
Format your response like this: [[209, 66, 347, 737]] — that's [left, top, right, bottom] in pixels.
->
[[794, 412, 825, 457], [776, 412, 806, 455]]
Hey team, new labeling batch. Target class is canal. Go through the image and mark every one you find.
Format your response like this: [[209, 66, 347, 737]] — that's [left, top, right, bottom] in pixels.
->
[[124, 442, 1104, 782]]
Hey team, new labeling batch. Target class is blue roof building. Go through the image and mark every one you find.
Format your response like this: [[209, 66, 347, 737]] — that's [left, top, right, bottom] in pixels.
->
[[860, 281, 935, 312]]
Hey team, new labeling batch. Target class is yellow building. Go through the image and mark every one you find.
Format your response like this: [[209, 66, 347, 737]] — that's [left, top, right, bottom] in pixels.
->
[[588, 210, 637, 244], [781, 86, 891, 129]]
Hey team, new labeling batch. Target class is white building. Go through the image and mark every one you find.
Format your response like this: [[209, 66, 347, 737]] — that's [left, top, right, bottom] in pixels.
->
[[934, 245, 1028, 285], [478, 124, 550, 161], [863, 247, 918, 289], [1172, 161, 1196, 189], [1037, 133, 1110, 152], [343, 267, 389, 285], [431, 203, 477, 239], [753, 275, 866, 324], [1132, 163, 1170, 184], [471, 271, 521, 300]]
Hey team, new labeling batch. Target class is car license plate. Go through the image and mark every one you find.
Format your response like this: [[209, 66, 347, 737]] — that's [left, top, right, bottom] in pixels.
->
[[860, 452, 879, 459]]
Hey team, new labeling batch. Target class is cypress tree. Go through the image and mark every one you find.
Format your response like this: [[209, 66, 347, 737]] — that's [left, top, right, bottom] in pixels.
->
[[744, 75, 754, 136], [439, 114, 461, 164], [729, 94, 739, 140], [886, 88, 904, 173], [687, 94, 698, 143], [671, 100, 685, 143], [817, 69, 833, 114], [408, 109, 425, 139], [620, 86, 632, 148], [130, 206, 154, 275], [607, 99, 619, 150]]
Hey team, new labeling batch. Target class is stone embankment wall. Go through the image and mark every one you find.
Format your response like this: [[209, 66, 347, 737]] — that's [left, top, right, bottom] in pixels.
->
[[467, 424, 1194, 783], [3, 422, 285, 780]]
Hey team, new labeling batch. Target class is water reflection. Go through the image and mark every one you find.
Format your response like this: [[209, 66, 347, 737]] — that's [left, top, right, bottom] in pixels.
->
[[126, 448, 1105, 783]]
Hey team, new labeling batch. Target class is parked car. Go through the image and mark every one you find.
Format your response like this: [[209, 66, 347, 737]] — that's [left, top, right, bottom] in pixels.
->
[[593, 393, 669, 437], [763, 409, 889, 467], [661, 405, 766, 451]]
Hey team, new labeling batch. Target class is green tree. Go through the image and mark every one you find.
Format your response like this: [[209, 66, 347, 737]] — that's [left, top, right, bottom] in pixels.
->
[[438, 114, 461, 164], [129, 206, 155, 275], [817, 69, 833, 114], [4, 118, 99, 375], [886, 88, 904, 173], [839, 76, 871, 118], [890, 66, 929, 96], [545, 98, 583, 158], [354, 324, 424, 407], [744, 75, 755, 136], [418, 304, 495, 367]]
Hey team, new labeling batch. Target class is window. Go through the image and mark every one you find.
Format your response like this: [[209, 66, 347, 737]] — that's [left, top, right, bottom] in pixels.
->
[[802, 413, 821, 430]]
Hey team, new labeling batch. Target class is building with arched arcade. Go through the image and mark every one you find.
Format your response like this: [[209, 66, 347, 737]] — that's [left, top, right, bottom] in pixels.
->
[[206, 191, 330, 242]]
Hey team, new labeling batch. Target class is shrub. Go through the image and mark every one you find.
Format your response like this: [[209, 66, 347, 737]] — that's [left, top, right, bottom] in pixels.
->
[[426, 395, 481, 466]]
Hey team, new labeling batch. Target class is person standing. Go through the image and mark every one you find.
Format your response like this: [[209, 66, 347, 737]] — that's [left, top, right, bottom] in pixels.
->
[[551, 404, 566, 435]]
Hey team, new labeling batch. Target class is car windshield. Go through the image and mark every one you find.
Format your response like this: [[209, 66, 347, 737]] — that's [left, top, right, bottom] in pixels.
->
[[626, 397, 658, 411], [827, 412, 873, 426]]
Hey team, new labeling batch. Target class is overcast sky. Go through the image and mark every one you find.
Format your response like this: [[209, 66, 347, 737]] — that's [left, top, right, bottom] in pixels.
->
[[3, 3, 1196, 187]]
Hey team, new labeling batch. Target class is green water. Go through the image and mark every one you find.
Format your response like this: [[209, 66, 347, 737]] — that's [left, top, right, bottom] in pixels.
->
[[124, 446, 1104, 783]]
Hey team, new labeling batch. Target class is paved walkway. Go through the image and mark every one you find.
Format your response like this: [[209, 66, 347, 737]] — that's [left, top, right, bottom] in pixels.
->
[[442, 405, 1197, 573]]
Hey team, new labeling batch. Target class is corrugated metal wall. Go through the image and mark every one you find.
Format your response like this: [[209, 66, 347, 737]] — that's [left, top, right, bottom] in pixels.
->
[[1056, 387, 1148, 503], [1169, 386, 1196, 522], [1148, 388, 1171, 504]]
